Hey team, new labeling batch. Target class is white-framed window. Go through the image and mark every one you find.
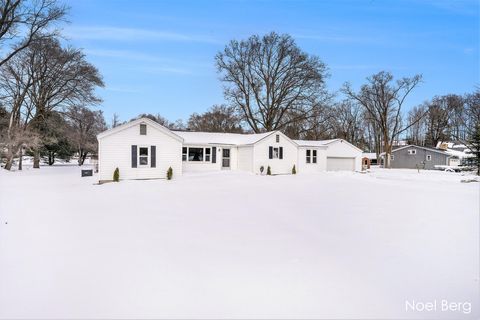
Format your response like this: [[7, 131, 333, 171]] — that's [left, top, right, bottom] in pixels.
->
[[183, 147, 211, 162], [426, 154, 432, 161], [276, 134, 280, 143], [306, 149, 317, 164], [407, 149, 416, 155], [182, 147, 187, 161], [391, 154, 395, 161], [273, 147, 279, 159], [140, 124, 147, 135], [138, 147, 149, 165]]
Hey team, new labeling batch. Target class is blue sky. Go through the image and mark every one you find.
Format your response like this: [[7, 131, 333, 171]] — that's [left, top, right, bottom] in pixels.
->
[[65, 0, 479, 124]]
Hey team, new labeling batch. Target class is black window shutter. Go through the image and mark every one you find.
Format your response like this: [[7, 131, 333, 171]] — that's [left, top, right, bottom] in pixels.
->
[[279, 147, 283, 159], [131, 145, 137, 168], [151, 146, 156, 168], [269, 146, 273, 159], [212, 147, 216, 163]]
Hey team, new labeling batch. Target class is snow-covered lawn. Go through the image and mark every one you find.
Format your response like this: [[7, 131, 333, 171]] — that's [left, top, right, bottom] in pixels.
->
[[0, 166, 478, 319]]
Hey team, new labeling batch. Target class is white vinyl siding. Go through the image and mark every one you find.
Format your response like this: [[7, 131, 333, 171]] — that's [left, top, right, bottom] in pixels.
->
[[297, 147, 327, 173], [253, 132, 297, 175], [98, 123, 182, 181], [237, 146, 253, 172]]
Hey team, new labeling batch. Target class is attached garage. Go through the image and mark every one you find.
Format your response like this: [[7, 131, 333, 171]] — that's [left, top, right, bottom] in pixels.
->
[[294, 138, 363, 172], [326, 157, 356, 171], [323, 139, 363, 172]]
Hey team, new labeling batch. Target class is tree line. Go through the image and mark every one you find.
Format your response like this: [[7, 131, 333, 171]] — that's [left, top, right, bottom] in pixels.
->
[[0, 0, 106, 170], [126, 32, 478, 172], [1, 3, 478, 173]]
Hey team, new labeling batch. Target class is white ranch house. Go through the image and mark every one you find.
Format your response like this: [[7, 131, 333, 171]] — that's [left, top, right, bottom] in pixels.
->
[[97, 118, 363, 181]]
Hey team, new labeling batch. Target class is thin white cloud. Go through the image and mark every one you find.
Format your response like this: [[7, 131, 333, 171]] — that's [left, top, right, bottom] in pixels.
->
[[330, 64, 408, 71], [85, 49, 162, 62], [135, 66, 193, 75], [411, 0, 479, 15], [64, 26, 219, 44], [330, 64, 378, 70], [294, 33, 387, 45], [84, 48, 212, 75], [102, 86, 143, 94]]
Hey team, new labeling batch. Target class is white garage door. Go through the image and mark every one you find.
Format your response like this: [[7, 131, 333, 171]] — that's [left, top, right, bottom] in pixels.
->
[[327, 157, 355, 171]]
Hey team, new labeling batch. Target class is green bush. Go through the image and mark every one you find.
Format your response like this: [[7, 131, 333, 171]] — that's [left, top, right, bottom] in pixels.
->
[[167, 167, 173, 180], [113, 167, 119, 182], [267, 165, 271, 175], [292, 165, 296, 174]]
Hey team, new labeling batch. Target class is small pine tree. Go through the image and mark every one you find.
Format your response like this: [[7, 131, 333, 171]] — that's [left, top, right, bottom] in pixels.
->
[[167, 167, 173, 180], [267, 165, 271, 175], [292, 165, 296, 174], [469, 123, 480, 175], [113, 167, 119, 182]]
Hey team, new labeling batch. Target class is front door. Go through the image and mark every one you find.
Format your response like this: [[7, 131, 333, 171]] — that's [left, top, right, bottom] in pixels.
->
[[222, 148, 230, 169]]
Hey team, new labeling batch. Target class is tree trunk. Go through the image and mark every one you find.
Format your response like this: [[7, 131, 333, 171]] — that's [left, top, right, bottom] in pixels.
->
[[18, 148, 22, 171], [3, 145, 17, 171], [33, 150, 40, 169], [4, 149, 14, 171], [383, 138, 393, 169], [48, 152, 55, 165], [78, 151, 87, 166]]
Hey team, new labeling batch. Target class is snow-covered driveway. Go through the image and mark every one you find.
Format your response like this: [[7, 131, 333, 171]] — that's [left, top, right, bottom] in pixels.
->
[[0, 166, 478, 319]]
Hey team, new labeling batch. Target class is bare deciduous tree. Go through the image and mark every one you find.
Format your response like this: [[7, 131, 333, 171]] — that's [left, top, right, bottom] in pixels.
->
[[216, 32, 329, 133], [65, 105, 106, 165], [133, 113, 185, 130], [406, 104, 427, 146], [328, 100, 366, 148], [0, 36, 103, 170], [342, 71, 422, 168], [0, 48, 35, 170], [25, 37, 104, 167], [443, 94, 466, 141], [0, 0, 67, 67], [424, 98, 450, 147], [111, 113, 120, 128], [187, 104, 243, 133]]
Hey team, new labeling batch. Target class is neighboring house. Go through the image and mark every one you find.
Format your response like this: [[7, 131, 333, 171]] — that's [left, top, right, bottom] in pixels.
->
[[380, 145, 451, 170], [362, 153, 378, 165], [97, 118, 363, 181], [436, 141, 474, 166]]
